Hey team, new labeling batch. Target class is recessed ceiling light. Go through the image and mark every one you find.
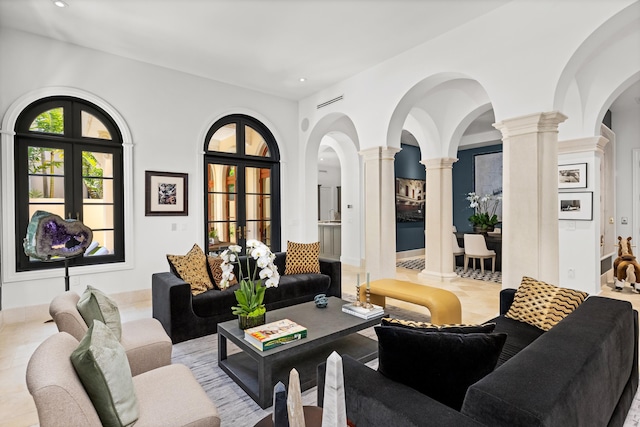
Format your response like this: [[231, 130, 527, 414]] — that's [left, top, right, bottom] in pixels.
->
[[299, 77, 306, 83], [52, 0, 68, 8]]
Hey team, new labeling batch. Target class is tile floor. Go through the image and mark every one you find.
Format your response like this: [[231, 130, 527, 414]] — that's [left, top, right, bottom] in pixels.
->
[[0, 263, 638, 427]]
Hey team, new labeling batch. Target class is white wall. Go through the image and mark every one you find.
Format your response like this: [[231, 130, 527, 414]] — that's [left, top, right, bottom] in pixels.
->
[[0, 29, 298, 310], [612, 103, 640, 242]]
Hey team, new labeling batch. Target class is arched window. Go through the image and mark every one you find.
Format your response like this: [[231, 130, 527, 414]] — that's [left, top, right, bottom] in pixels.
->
[[14, 96, 125, 271], [204, 114, 281, 253]]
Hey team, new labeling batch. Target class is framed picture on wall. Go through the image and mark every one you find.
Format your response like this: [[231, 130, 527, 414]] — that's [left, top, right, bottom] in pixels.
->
[[558, 192, 592, 220], [558, 163, 587, 189], [473, 151, 503, 220], [395, 177, 425, 222], [145, 171, 189, 216]]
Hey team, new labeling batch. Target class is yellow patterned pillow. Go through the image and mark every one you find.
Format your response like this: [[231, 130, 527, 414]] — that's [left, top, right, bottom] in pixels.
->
[[207, 255, 237, 290], [167, 244, 214, 296], [284, 241, 320, 275], [505, 276, 588, 331]]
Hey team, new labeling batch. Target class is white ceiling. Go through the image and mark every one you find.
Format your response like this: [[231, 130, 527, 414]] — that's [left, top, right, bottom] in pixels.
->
[[0, 0, 511, 100]]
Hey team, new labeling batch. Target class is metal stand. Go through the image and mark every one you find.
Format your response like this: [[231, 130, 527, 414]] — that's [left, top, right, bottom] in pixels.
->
[[64, 257, 71, 291]]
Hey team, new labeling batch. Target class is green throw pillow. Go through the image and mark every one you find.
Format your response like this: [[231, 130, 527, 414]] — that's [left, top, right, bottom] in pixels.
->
[[71, 320, 139, 427], [77, 285, 122, 340]]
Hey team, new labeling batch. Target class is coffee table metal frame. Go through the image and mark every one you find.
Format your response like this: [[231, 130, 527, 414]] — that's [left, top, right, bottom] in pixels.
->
[[217, 297, 381, 409]]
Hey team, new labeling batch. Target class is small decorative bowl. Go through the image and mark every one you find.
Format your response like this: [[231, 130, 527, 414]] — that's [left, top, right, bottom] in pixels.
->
[[314, 293, 328, 308]]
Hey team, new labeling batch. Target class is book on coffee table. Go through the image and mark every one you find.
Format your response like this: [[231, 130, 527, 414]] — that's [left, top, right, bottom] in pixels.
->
[[342, 302, 385, 320], [244, 319, 307, 351]]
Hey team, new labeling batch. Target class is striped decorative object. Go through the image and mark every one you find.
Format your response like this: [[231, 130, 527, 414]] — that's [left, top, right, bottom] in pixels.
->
[[381, 317, 496, 333], [505, 276, 588, 331]]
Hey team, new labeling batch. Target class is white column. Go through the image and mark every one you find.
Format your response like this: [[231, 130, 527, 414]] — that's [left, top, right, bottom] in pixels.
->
[[493, 112, 567, 289], [419, 157, 458, 282], [361, 146, 401, 280]]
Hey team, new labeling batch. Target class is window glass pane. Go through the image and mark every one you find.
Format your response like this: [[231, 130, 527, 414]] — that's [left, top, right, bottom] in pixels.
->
[[29, 108, 64, 134], [207, 221, 238, 252], [245, 125, 270, 157], [245, 195, 270, 221], [28, 204, 65, 219], [83, 204, 114, 229], [207, 194, 237, 223], [29, 176, 65, 200], [245, 167, 270, 194], [246, 220, 270, 246], [82, 151, 113, 200], [81, 111, 112, 140], [28, 147, 64, 176], [85, 230, 113, 256], [208, 124, 237, 153]]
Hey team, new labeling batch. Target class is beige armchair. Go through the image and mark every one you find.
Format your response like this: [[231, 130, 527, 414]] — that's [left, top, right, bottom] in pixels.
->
[[49, 291, 172, 376], [26, 332, 221, 427]]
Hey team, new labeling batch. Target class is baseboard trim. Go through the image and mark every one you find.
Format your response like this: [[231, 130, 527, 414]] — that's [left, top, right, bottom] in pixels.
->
[[396, 249, 425, 260]]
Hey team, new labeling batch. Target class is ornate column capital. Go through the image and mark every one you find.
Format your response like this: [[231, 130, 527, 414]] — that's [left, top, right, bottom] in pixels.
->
[[559, 136, 609, 155], [493, 111, 568, 138], [421, 157, 458, 170], [358, 146, 401, 161]]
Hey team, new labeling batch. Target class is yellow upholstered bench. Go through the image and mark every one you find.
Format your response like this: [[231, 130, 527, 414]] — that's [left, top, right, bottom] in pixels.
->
[[358, 278, 462, 324]]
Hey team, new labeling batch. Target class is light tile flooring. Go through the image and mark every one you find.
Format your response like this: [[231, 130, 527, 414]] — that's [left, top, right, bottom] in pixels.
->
[[1, 263, 638, 427]]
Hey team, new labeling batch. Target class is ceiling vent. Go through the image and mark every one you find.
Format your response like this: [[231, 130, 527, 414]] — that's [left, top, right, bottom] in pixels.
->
[[317, 95, 344, 109]]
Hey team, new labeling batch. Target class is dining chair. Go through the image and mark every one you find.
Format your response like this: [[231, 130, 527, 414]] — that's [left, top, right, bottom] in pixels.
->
[[453, 233, 464, 263], [463, 234, 496, 274]]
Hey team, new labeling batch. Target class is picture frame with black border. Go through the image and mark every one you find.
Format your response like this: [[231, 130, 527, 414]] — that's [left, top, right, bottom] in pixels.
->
[[145, 171, 188, 216], [558, 163, 587, 189], [558, 191, 592, 221]]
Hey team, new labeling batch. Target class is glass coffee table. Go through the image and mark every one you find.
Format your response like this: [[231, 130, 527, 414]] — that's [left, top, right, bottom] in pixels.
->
[[217, 297, 382, 409]]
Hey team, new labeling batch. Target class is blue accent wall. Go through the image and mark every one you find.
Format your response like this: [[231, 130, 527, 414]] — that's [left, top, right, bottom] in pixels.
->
[[395, 144, 425, 251], [452, 144, 503, 232]]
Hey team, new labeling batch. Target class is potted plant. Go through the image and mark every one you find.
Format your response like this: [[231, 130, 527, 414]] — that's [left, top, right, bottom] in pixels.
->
[[208, 228, 219, 244], [466, 192, 501, 232], [219, 239, 280, 329]]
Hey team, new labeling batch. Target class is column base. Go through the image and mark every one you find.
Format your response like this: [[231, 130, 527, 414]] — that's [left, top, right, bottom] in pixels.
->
[[418, 270, 459, 283]]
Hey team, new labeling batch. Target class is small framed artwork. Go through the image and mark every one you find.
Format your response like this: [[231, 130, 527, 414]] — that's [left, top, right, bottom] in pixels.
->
[[558, 192, 592, 221], [145, 171, 188, 216], [558, 163, 587, 189]]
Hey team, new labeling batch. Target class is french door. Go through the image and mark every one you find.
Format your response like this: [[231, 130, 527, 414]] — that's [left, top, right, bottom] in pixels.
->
[[204, 115, 280, 255]]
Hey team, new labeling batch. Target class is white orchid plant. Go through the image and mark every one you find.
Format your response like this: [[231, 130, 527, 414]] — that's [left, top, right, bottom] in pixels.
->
[[219, 239, 280, 318], [466, 192, 501, 230]]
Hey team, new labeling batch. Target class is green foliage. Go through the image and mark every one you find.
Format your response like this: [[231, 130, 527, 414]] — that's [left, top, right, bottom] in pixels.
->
[[30, 108, 64, 134], [468, 212, 499, 229], [81, 152, 104, 199], [231, 279, 267, 317]]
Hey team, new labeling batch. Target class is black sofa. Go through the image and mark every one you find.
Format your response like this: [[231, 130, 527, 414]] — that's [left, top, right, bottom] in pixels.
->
[[152, 252, 341, 343], [318, 289, 638, 427]]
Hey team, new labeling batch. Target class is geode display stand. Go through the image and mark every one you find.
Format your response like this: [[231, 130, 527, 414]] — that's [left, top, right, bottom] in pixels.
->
[[23, 210, 93, 291]]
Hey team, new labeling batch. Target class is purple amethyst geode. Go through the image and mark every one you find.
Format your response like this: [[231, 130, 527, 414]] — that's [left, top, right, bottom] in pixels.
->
[[23, 210, 93, 260]]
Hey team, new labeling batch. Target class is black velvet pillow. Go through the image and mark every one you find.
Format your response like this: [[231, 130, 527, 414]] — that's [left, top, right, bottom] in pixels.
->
[[380, 317, 496, 334], [375, 325, 507, 410]]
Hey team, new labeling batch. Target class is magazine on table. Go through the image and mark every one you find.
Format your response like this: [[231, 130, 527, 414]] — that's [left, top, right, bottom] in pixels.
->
[[244, 319, 307, 351], [342, 302, 385, 319]]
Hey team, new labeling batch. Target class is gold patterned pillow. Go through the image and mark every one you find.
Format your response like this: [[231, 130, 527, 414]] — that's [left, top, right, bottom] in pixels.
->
[[381, 317, 496, 333], [284, 241, 320, 275], [207, 255, 237, 290], [167, 244, 214, 296], [505, 276, 588, 331]]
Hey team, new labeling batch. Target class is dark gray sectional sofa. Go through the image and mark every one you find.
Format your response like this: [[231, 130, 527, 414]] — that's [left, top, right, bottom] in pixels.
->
[[152, 252, 341, 343], [318, 289, 638, 427]]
